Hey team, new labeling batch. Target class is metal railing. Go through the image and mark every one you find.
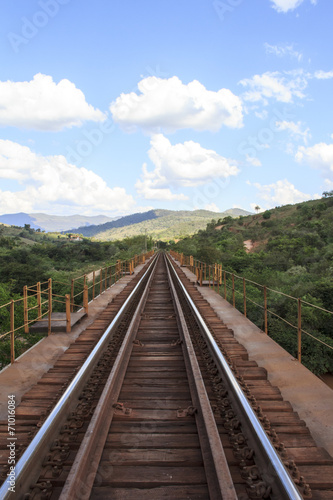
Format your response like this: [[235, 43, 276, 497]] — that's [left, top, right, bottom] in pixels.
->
[[170, 250, 333, 366], [0, 251, 154, 368]]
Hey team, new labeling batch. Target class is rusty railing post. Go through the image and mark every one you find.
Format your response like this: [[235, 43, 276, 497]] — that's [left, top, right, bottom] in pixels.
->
[[232, 274, 235, 307], [10, 300, 15, 364], [71, 279, 74, 312], [224, 271, 227, 300], [298, 298, 302, 363], [100, 268, 103, 295], [264, 286, 268, 334], [48, 278, 52, 336], [66, 294, 71, 333], [23, 285, 29, 334], [37, 282, 42, 320], [92, 271, 95, 300], [83, 285, 89, 315], [243, 278, 247, 317]]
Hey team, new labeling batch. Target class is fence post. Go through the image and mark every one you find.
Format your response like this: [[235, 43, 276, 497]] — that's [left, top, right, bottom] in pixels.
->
[[104, 267, 107, 291], [224, 271, 227, 300], [65, 294, 71, 333], [264, 286, 268, 334], [100, 268, 103, 295], [23, 285, 29, 334], [232, 274, 235, 307], [37, 282, 42, 320], [83, 285, 89, 315], [200, 268, 203, 287], [208, 266, 211, 287], [71, 279, 74, 312], [10, 300, 15, 364], [92, 271, 95, 300], [243, 278, 247, 317], [48, 278, 52, 336], [298, 298, 302, 363]]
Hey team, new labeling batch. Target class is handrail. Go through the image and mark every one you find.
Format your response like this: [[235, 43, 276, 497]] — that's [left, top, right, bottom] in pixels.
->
[[0, 250, 154, 368], [169, 250, 333, 367]]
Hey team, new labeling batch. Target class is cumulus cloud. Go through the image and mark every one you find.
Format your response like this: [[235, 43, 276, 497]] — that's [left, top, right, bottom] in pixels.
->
[[264, 43, 303, 61], [239, 70, 308, 104], [250, 179, 316, 206], [275, 120, 311, 143], [270, 0, 317, 13], [296, 141, 333, 180], [110, 76, 243, 133], [0, 73, 106, 131], [136, 134, 239, 200], [0, 140, 135, 215]]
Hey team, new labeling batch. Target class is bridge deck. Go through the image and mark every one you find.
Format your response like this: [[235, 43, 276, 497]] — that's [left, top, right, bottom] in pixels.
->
[[0, 254, 332, 462]]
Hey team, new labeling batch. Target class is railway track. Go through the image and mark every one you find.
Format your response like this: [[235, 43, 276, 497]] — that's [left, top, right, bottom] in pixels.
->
[[0, 252, 332, 499]]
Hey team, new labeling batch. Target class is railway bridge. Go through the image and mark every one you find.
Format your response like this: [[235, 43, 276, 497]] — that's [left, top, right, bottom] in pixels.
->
[[0, 252, 332, 499]]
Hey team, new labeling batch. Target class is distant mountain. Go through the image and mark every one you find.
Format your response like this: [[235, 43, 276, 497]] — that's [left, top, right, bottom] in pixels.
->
[[68, 208, 252, 241], [0, 213, 118, 232]]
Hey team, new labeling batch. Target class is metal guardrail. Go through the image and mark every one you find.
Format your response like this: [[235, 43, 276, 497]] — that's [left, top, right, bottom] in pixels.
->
[[0, 251, 154, 368], [166, 253, 303, 500], [170, 250, 333, 365]]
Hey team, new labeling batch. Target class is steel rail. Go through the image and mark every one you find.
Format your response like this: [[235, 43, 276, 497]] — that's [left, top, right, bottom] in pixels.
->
[[165, 255, 237, 500], [0, 254, 158, 500], [166, 253, 303, 500]]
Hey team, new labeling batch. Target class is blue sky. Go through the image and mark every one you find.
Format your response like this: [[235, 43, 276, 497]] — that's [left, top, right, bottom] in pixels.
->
[[0, 0, 332, 216]]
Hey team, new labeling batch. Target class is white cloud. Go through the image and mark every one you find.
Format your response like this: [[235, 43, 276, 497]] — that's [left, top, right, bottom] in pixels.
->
[[264, 43, 303, 61], [110, 76, 243, 133], [296, 142, 333, 180], [255, 110, 268, 120], [314, 70, 333, 80], [246, 155, 262, 167], [136, 134, 239, 200], [205, 203, 220, 212], [239, 70, 308, 104], [275, 120, 311, 143], [270, 0, 317, 13], [136, 163, 188, 201], [250, 179, 315, 206], [0, 140, 135, 215], [0, 74, 106, 131]]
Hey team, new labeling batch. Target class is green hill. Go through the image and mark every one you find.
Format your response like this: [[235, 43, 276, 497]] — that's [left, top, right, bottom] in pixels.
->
[[70, 208, 251, 241], [172, 196, 333, 375]]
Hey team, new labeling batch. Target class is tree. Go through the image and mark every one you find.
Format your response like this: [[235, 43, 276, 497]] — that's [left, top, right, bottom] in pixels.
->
[[322, 190, 333, 198], [255, 205, 261, 214]]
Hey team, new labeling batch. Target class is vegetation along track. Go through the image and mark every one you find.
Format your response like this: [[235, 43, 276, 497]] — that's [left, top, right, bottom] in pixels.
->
[[1, 253, 333, 499]]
